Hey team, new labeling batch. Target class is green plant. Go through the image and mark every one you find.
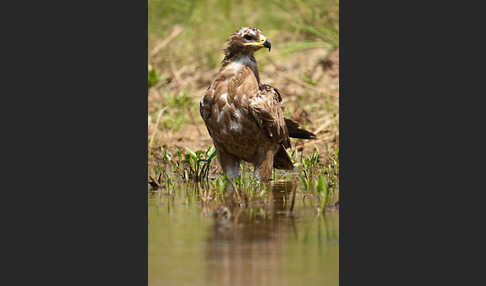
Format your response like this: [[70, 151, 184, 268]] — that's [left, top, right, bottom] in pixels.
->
[[148, 65, 162, 88], [316, 174, 330, 208], [300, 145, 320, 190], [183, 146, 217, 181]]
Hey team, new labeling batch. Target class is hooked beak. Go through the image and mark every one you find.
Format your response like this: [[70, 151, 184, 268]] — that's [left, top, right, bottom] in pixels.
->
[[244, 34, 271, 52], [263, 39, 271, 52]]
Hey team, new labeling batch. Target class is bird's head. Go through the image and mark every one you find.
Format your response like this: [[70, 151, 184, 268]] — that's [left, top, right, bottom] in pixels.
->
[[224, 27, 271, 58]]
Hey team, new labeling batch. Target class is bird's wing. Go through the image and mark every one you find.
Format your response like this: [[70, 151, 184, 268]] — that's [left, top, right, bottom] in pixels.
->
[[200, 86, 212, 122], [259, 84, 317, 140], [246, 81, 290, 148]]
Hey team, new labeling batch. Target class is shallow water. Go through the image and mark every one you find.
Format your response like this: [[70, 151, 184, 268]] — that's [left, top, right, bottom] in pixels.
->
[[148, 180, 339, 286]]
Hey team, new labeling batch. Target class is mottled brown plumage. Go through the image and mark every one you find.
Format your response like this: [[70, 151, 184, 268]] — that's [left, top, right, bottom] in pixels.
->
[[200, 27, 316, 181]]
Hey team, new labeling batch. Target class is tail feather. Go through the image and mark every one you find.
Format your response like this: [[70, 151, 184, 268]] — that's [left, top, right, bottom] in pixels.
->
[[273, 146, 294, 170], [285, 118, 317, 139]]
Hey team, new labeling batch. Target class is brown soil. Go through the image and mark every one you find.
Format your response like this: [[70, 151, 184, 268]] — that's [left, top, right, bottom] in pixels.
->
[[148, 47, 339, 169]]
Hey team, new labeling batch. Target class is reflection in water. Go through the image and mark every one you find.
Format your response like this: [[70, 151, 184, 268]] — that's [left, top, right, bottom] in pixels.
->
[[205, 181, 338, 286], [148, 180, 338, 286]]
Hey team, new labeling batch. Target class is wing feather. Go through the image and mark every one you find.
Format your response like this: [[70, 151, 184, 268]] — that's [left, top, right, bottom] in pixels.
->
[[247, 82, 290, 148]]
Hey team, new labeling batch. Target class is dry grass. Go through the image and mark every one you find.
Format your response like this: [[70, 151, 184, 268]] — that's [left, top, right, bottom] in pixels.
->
[[148, 0, 339, 195], [148, 47, 339, 156]]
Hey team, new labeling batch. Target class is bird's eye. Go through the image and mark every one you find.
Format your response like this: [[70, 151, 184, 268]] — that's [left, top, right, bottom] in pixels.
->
[[243, 35, 253, 40]]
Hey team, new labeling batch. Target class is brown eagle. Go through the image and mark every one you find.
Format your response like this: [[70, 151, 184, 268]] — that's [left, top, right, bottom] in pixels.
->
[[200, 27, 316, 181]]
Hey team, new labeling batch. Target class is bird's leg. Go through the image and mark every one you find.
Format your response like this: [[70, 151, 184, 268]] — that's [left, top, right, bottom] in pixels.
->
[[214, 143, 240, 180], [253, 147, 277, 182]]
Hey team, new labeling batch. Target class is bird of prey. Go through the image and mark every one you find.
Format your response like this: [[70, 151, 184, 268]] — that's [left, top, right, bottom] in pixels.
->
[[200, 27, 316, 181]]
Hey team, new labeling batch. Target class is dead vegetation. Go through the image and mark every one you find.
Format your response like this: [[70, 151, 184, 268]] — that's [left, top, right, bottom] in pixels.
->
[[148, 0, 339, 201], [148, 45, 339, 162]]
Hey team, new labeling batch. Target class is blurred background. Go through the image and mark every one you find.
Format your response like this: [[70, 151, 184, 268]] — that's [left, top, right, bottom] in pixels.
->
[[148, 0, 339, 169]]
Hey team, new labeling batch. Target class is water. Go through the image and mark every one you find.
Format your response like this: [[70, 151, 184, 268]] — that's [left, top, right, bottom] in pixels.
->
[[148, 180, 339, 286]]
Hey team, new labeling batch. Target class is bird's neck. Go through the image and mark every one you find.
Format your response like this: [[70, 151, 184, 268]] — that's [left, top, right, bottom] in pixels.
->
[[221, 54, 261, 85]]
